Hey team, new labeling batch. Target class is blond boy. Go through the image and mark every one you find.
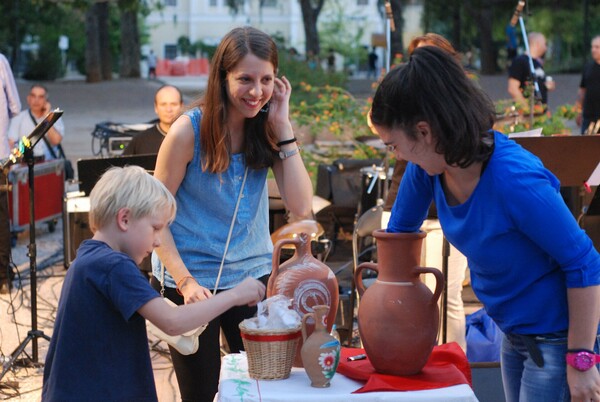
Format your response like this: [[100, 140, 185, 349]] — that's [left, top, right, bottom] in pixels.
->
[[42, 166, 264, 401]]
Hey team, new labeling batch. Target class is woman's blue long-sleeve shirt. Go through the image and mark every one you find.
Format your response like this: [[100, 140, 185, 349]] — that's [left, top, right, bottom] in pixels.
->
[[388, 131, 600, 335]]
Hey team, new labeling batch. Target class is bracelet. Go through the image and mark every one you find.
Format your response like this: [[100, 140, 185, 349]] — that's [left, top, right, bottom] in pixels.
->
[[176, 275, 195, 296], [276, 137, 297, 147]]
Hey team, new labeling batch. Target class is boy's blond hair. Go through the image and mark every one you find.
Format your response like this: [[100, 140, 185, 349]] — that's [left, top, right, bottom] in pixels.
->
[[89, 165, 176, 233]]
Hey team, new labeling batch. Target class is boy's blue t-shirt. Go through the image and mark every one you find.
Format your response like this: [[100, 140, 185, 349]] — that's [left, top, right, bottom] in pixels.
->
[[42, 240, 160, 402]]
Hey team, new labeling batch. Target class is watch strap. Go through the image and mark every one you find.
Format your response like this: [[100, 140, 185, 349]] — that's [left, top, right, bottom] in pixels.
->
[[567, 348, 596, 354], [566, 350, 600, 371], [279, 147, 300, 160]]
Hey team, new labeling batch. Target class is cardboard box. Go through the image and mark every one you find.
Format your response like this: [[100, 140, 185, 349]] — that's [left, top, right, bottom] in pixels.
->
[[8, 160, 65, 232]]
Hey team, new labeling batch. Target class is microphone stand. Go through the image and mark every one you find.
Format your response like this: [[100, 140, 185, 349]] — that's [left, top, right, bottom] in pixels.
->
[[0, 113, 61, 381], [384, 1, 395, 72], [516, 13, 539, 127], [441, 238, 450, 344]]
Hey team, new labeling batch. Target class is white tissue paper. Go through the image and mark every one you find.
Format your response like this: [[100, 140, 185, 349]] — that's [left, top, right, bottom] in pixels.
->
[[241, 295, 301, 329]]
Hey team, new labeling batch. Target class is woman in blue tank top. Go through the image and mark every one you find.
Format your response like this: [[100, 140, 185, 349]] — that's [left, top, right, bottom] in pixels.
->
[[151, 27, 312, 401]]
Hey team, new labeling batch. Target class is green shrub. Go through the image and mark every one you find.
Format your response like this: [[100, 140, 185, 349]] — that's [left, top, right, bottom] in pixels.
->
[[23, 42, 64, 81]]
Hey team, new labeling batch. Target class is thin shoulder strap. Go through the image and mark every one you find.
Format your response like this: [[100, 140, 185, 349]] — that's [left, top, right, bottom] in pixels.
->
[[160, 166, 249, 295]]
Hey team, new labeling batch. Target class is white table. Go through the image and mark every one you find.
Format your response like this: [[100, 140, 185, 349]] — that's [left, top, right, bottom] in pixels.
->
[[217, 353, 479, 402]]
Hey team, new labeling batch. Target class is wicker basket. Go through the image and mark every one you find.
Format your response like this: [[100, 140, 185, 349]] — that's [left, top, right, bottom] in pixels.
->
[[239, 322, 302, 380]]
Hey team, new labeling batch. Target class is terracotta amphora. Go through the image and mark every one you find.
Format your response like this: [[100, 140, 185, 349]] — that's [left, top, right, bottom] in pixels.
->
[[301, 305, 341, 387], [354, 229, 444, 376], [268, 232, 339, 367]]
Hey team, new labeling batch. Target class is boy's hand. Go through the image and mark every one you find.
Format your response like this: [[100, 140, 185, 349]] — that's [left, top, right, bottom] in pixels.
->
[[234, 277, 266, 306]]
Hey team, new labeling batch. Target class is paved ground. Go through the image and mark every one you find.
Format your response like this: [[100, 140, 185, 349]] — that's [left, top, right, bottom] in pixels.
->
[[0, 71, 582, 400]]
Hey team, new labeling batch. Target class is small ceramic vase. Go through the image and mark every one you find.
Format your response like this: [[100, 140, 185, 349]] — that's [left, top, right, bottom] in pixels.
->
[[300, 305, 341, 388]]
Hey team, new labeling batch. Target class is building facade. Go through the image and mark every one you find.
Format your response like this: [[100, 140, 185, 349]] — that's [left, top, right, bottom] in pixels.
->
[[145, 0, 423, 63]]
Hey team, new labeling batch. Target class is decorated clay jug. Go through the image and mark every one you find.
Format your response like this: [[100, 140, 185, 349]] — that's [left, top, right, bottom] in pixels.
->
[[301, 305, 340, 387], [268, 232, 339, 367], [355, 229, 444, 376]]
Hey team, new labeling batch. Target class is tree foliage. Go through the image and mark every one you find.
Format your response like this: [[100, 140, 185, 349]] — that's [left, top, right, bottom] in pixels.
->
[[423, 0, 600, 73], [318, 0, 368, 69]]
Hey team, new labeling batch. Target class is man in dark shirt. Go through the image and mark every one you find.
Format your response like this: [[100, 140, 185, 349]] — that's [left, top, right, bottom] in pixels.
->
[[122, 85, 183, 156], [576, 35, 600, 134], [507, 32, 555, 108], [367, 47, 379, 80], [122, 85, 182, 276]]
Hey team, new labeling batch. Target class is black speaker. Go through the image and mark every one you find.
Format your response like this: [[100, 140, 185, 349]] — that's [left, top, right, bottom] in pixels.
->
[[63, 197, 93, 269]]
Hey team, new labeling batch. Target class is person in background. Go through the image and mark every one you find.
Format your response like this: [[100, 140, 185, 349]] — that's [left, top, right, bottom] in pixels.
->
[[147, 50, 157, 80], [0, 52, 21, 294], [151, 27, 313, 401], [306, 50, 318, 71], [505, 23, 518, 67], [508, 32, 555, 109], [576, 35, 600, 135], [42, 166, 265, 401], [370, 46, 600, 402], [122, 85, 183, 156], [327, 48, 336, 73], [383, 32, 468, 352], [8, 84, 65, 162], [122, 84, 184, 278], [367, 47, 379, 80]]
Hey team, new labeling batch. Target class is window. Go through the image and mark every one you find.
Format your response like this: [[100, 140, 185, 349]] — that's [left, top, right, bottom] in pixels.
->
[[262, 0, 277, 7], [163, 0, 177, 6], [209, 0, 217, 6], [164, 44, 177, 60], [356, 0, 368, 5]]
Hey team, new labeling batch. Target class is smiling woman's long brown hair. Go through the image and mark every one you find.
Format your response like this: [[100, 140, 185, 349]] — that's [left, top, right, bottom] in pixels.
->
[[189, 27, 279, 173]]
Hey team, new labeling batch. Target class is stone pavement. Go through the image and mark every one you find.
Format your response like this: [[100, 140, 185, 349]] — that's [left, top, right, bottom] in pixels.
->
[[0, 72, 581, 400]]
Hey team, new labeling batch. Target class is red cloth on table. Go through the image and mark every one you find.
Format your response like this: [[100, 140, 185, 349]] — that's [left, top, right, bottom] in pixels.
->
[[337, 342, 472, 393]]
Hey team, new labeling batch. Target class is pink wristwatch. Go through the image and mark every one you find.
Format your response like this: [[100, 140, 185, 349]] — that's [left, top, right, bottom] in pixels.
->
[[566, 349, 600, 371]]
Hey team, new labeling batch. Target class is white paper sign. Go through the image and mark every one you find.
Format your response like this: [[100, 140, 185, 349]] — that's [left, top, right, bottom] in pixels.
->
[[587, 162, 600, 187], [508, 128, 543, 138]]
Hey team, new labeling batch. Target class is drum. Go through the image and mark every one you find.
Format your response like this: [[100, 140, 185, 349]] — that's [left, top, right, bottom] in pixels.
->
[[360, 166, 393, 213]]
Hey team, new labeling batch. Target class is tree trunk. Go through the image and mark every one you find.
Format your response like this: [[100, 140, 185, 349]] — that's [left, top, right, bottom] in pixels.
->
[[388, 0, 403, 59], [97, 1, 112, 80], [476, 1, 496, 74], [118, 0, 141, 78], [85, 4, 102, 83], [298, 0, 324, 58], [451, 0, 462, 51]]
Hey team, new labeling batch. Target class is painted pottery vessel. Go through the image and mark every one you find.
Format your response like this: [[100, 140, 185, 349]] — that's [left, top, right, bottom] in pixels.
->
[[301, 305, 341, 387], [268, 232, 339, 367], [355, 229, 444, 376]]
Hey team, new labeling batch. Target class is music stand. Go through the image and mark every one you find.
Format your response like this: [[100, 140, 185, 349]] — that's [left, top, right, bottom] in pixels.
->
[[514, 135, 600, 247], [76, 154, 157, 197], [587, 187, 600, 216], [0, 109, 63, 381]]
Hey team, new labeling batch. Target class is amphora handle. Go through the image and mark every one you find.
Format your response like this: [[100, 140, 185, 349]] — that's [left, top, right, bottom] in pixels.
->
[[354, 262, 378, 297], [301, 311, 315, 342], [413, 266, 445, 305], [271, 236, 301, 279]]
